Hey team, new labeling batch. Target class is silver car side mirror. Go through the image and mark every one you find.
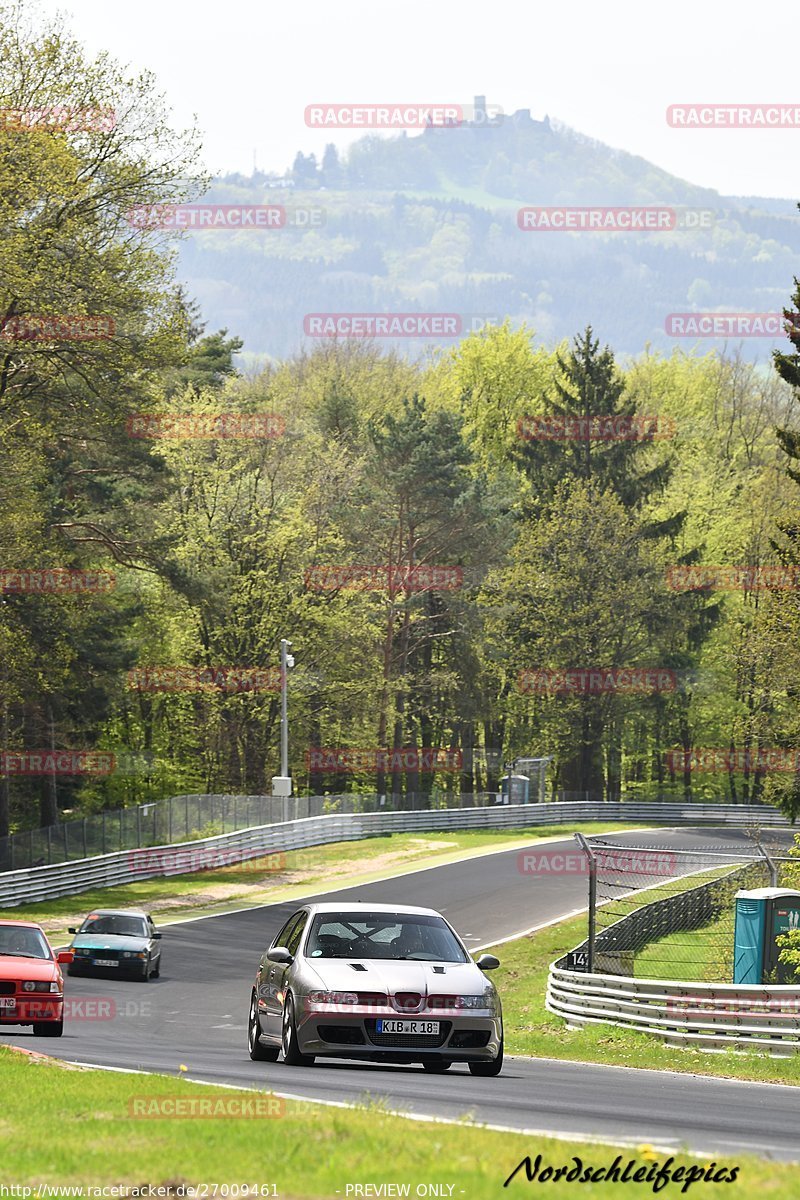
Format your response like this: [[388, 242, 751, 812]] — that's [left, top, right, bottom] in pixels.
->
[[475, 953, 500, 970], [267, 946, 294, 965]]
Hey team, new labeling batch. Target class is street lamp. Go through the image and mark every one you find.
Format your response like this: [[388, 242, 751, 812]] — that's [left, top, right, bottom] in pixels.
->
[[272, 638, 294, 798]]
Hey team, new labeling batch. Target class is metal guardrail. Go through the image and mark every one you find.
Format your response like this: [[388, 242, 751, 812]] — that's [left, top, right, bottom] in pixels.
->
[[546, 963, 800, 1052], [547, 845, 800, 1050], [0, 799, 791, 907]]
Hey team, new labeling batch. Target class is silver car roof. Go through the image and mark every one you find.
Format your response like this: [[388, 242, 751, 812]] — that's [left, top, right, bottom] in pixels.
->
[[299, 902, 446, 918]]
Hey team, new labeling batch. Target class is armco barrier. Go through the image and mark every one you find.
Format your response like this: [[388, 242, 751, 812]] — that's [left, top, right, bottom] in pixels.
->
[[0, 799, 791, 907], [546, 963, 800, 1052]]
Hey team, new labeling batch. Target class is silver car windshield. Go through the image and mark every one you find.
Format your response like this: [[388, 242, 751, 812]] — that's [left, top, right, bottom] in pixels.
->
[[0, 924, 51, 959], [305, 912, 469, 962], [79, 916, 148, 937]]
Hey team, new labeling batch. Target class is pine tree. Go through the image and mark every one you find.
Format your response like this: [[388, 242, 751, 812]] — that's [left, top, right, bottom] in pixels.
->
[[515, 326, 675, 517]]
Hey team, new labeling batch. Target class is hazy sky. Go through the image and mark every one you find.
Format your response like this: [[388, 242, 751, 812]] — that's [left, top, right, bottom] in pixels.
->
[[35, 0, 799, 200]]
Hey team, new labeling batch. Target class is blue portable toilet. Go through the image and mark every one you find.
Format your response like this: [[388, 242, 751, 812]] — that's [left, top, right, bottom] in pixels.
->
[[733, 888, 800, 984], [500, 773, 530, 804]]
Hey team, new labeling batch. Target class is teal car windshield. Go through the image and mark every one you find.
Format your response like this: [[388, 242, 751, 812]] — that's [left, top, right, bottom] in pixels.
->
[[79, 916, 149, 937]]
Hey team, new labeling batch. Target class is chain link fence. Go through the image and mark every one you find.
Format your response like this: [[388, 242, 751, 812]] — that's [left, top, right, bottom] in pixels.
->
[[0, 790, 505, 871], [572, 833, 797, 983]]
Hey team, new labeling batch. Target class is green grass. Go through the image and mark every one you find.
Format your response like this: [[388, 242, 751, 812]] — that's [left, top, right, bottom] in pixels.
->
[[634, 912, 735, 983], [489, 911, 800, 1085], [1, 1045, 794, 1195], [0, 823, 653, 939]]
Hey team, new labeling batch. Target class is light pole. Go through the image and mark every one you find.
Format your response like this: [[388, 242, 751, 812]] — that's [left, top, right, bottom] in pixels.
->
[[272, 638, 294, 799]]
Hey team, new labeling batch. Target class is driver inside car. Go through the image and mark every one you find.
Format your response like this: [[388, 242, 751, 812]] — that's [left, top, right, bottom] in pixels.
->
[[392, 925, 426, 959], [2, 929, 39, 957]]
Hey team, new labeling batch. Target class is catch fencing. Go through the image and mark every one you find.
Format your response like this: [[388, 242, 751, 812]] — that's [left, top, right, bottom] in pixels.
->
[[0, 790, 502, 872], [0, 799, 791, 908], [546, 832, 800, 1050], [571, 834, 792, 981], [1, 794, 792, 873]]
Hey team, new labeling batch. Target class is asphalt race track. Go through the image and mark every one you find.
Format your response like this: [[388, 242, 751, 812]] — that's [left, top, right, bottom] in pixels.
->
[[4, 826, 800, 1161]]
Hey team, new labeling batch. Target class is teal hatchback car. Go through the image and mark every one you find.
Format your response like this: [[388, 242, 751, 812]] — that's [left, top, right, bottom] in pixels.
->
[[67, 909, 162, 981]]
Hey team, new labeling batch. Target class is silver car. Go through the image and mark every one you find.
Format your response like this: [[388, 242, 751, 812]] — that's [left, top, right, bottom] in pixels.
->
[[247, 901, 503, 1075]]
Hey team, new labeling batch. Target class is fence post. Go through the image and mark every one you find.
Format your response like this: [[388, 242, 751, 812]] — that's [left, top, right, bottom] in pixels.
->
[[574, 832, 597, 973], [756, 840, 779, 888], [82, 818, 87, 858]]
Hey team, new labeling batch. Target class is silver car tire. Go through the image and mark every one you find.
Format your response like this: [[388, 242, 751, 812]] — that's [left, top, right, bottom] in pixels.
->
[[281, 994, 315, 1067], [248, 990, 279, 1062], [468, 1036, 504, 1077]]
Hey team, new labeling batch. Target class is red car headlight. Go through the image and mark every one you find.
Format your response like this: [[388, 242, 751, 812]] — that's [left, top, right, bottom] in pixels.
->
[[22, 981, 55, 993]]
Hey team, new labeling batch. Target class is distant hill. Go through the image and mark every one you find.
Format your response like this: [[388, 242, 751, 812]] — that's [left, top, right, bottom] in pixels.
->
[[176, 104, 800, 364]]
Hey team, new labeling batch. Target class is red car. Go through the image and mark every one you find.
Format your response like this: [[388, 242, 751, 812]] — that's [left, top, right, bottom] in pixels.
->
[[0, 920, 73, 1037]]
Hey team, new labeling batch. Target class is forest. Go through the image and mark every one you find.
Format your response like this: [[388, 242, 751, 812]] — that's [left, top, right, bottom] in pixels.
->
[[4, 6, 800, 838]]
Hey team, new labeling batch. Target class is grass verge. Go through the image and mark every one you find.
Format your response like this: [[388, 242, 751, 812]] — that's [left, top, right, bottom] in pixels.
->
[[0, 1045, 792, 1196], [634, 913, 734, 983], [490, 912, 800, 1085], [0, 823, 652, 939]]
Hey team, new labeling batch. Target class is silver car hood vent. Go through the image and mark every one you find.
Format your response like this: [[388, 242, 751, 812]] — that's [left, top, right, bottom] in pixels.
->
[[346, 962, 449, 973]]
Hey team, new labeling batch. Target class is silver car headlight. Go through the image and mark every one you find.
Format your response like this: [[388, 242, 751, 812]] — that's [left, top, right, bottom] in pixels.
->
[[308, 990, 359, 1005], [428, 993, 493, 1010]]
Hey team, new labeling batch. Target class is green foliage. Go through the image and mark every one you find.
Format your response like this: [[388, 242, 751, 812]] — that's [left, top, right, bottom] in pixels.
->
[[4, 1, 800, 833]]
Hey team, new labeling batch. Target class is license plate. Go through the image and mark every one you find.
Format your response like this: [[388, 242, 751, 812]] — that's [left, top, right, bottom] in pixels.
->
[[93, 958, 118, 967], [0, 998, 16, 1008], [376, 1019, 440, 1035]]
